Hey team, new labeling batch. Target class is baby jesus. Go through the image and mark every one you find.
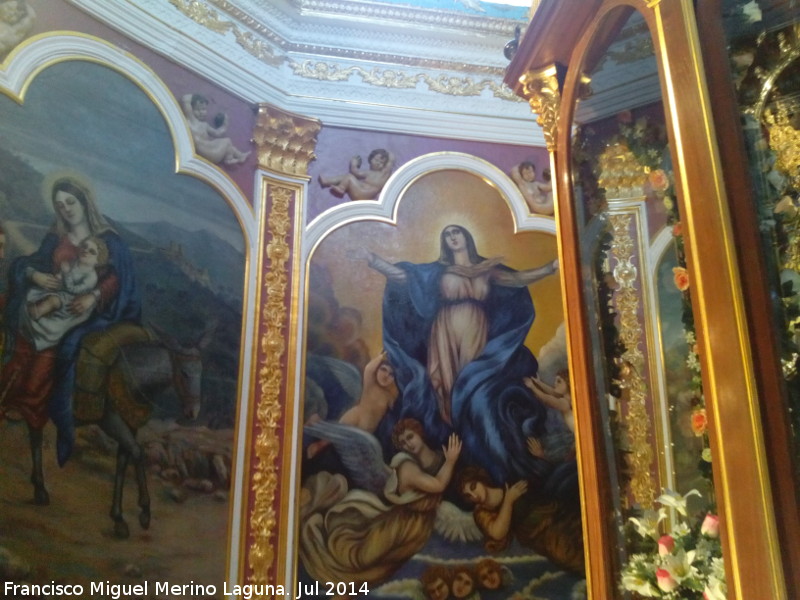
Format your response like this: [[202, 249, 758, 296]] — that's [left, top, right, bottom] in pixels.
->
[[25, 236, 108, 350]]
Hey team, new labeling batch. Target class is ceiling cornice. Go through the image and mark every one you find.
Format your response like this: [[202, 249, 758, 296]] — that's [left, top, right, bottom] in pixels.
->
[[67, 0, 546, 146]]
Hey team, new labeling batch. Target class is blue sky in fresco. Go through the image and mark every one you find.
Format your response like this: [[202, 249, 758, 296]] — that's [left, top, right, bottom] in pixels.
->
[[0, 60, 244, 253]]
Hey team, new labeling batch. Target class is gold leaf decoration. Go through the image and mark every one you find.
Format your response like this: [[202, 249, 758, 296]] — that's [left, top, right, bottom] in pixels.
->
[[288, 60, 523, 100], [426, 74, 488, 96], [764, 100, 800, 191], [597, 141, 650, 199], [253, 104, 321, 178], [248, 184, 294, 585], [519, 65, 561, 151], [169, 0, 283, 66], [609, 213, 656, 508], [360, 68, 421, 89]]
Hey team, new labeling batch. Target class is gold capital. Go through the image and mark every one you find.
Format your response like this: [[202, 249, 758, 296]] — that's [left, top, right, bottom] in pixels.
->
[[253, 104, 321, 178], [519, 65, 561, 152]]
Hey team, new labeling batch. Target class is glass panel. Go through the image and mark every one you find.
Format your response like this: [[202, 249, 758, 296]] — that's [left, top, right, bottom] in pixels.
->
[[720, 0, 800, 491], [569, 6, 724, 597]]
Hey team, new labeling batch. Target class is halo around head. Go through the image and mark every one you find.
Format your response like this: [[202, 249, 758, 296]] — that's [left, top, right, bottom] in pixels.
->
[[41, 169, 95, 212]]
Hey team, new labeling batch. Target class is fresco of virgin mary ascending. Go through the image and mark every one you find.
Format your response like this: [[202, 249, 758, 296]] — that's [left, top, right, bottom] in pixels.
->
[[298, 168, 587, 600]]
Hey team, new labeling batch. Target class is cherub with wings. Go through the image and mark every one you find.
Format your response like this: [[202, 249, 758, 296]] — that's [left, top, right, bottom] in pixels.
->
[[300, 418, 480, 586]]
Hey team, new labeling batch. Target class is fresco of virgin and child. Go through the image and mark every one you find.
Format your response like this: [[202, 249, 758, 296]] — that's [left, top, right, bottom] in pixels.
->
[[299, 170, 587, 600], [0, 57, 246, 589]]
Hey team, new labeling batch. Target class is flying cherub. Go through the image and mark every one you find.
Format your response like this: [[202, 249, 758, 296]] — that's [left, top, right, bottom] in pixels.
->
[[511, 161, 554, 215], [180, 93, 251, 165], [318, 149, 395, 201], [306, 350, 398, 459], [0, 0, 36, 57]]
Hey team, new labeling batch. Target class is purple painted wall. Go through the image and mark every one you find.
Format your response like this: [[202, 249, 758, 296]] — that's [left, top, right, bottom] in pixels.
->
[[308, 125, 548, 221], [21, 1, 548, 217]]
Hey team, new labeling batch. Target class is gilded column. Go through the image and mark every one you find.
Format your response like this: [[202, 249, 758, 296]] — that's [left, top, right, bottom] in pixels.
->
[[247, 104, 319, 592]]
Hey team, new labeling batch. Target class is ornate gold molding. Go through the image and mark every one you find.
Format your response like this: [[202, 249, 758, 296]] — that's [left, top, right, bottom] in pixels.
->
[[168, 0, 284, 66], [289, 61, 416, 87], [765, 101, 800, 191], [248, 184, 294, 585], [742, 24, 800, 118], [597, 141, 649, 199], [253, 105, 321, 178], [609, 213, 656, 508], [169, 0, 523, 100], [519, 65, 561, 151], [288, 61, 520, 100]]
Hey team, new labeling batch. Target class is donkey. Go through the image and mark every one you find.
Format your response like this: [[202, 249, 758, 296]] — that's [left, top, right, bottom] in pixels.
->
[[26, 322, 215, 538]]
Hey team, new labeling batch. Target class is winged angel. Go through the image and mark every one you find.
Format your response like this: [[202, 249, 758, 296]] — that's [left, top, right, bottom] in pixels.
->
[[300, 420, 481, 586]]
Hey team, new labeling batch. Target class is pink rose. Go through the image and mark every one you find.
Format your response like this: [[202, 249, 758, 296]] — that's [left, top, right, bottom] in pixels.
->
[[658, 535, 675, 556], [691, 409, 708, 436], [656, 569, 678, 592], [701, 513, 720, 538], [649, 169, 670, 192], [672, 221, 683, 237], [673, 266, 690, 291]]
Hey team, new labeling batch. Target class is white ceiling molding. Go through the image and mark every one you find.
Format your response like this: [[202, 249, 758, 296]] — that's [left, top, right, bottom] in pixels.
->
[[67, 0, 546, 146]]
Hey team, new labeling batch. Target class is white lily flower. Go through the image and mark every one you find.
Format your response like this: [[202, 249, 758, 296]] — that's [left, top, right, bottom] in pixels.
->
[[656, 489, 702, 516], [629, 508, 667, 539], [662, 549, 699, 583], [704, 577, 727, 600], [620, 573, 661, 597]]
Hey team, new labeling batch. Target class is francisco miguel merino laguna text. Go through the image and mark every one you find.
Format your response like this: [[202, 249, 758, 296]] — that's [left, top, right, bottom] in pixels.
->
[[6, 580, 370, 598]]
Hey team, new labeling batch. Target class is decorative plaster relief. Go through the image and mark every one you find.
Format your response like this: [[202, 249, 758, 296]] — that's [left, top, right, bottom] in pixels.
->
[[253, 104, 321, 177], [288, 61, 520, 100], [519, 65, 561, 152]]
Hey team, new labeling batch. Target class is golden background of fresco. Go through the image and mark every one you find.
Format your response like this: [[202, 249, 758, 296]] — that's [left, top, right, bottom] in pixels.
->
[[310, 170, 562, 358]]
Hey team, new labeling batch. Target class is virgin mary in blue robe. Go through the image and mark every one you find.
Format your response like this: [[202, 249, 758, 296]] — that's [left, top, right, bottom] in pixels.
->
[[363, 224, 562, 484], [3, 176, 140, 466]]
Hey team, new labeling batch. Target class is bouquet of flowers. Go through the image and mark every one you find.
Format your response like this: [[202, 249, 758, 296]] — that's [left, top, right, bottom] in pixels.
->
[[620, 489, 726, 599]]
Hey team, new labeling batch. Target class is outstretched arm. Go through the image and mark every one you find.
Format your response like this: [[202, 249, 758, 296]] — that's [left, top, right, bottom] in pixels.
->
[[362, 350, 387, 383], [510, 164, 524, 186], [510, 165, 543, 206], [383, 152, 396, 174], [180, 94, 194, 118], [349, 248, 407, 283], [492, 259, 558, 287], [525, 375, 557, 395]]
